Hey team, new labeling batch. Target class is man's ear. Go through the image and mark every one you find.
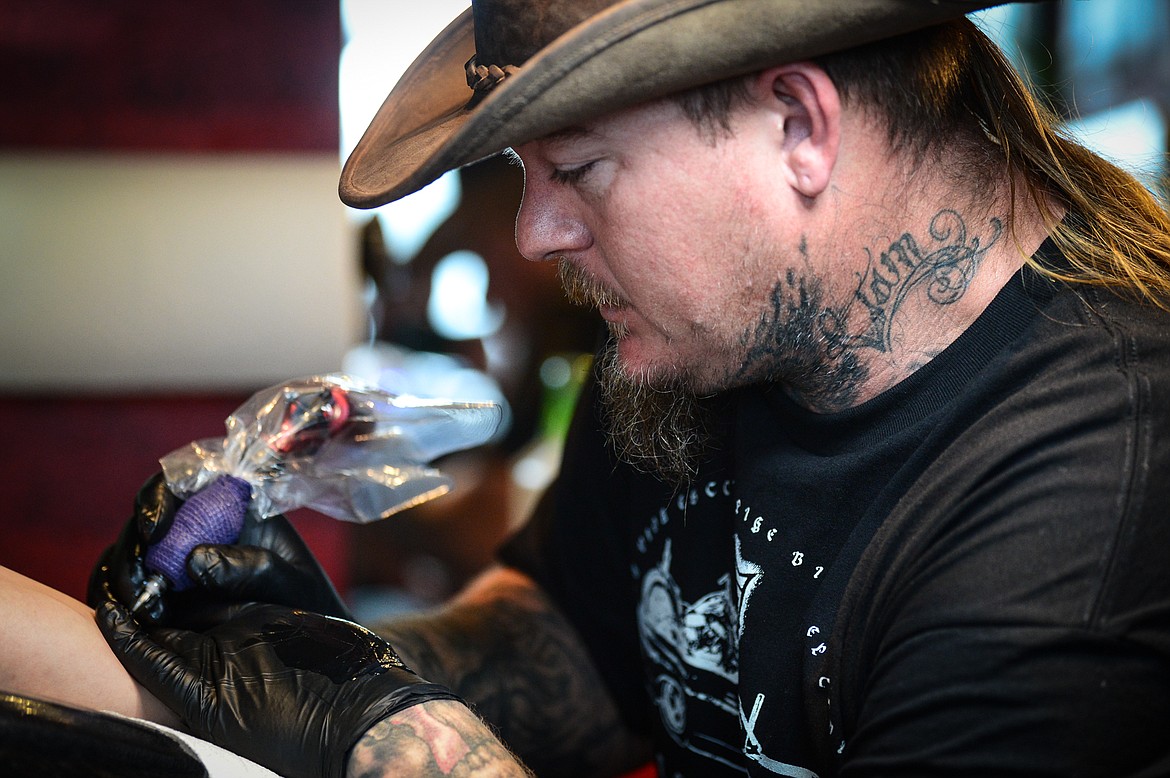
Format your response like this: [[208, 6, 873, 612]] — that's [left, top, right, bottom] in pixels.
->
[[750, 63, 841, 198]]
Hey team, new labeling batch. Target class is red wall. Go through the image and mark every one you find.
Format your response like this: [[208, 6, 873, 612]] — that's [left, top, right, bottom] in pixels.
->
[[0, 0, 341, 152]]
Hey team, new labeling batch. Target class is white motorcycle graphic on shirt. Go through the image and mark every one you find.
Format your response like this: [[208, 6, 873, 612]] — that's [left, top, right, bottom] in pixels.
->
[[636, 536, 819, 777]]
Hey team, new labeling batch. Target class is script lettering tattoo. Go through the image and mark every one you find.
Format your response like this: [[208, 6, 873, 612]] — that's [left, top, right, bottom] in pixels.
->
[[738, 210, 1001, 412], [367, 574, 649, 777], [851, 210, 1002, 353]]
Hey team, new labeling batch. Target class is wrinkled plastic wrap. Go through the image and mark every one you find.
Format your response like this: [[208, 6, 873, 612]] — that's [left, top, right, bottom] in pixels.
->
[[160, 373, 503, 523]]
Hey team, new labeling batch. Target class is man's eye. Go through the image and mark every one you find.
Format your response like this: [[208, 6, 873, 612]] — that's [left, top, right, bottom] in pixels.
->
[[550, 161, 597, 185]]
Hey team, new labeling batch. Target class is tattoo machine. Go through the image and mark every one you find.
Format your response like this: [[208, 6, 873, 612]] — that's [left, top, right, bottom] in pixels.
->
[[131, 373, 503, 615]]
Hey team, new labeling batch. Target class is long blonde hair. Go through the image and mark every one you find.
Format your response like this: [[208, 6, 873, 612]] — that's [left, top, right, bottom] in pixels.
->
[[817, 18, 1170, 308]]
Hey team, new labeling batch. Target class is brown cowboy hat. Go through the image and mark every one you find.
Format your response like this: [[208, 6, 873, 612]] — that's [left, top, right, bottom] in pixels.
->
[[339, 0, 1025, 209]]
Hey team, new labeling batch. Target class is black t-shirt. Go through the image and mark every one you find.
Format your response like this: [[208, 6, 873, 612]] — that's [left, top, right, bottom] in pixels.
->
[[500, 245, 1170, 777]]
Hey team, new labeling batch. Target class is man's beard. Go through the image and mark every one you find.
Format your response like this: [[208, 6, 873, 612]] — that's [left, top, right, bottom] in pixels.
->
[[595, 342, 715, 487], [559, 259, 715, 486]]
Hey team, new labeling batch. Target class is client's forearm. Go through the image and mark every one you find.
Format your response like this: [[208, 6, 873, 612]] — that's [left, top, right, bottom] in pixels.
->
[[0, 565, 180, 727]]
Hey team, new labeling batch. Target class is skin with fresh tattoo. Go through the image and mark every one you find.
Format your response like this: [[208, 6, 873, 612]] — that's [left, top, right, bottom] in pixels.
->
[[347, 567, 651, 777]]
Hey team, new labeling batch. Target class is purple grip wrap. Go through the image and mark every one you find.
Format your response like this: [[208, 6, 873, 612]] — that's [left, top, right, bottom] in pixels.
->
[[144, 474, 251, 591]]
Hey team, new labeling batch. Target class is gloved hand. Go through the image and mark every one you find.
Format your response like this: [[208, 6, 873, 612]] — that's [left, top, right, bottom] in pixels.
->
[[88, 472, 351, 627], [97, 601, 464, 778]]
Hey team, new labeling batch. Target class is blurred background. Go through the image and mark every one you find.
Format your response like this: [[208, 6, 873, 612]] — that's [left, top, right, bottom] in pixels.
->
[[0, 0, 1166, 615]]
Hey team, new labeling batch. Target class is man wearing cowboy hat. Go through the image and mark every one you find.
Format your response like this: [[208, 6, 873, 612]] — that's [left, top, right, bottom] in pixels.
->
[[92, 0, 1170, 776]]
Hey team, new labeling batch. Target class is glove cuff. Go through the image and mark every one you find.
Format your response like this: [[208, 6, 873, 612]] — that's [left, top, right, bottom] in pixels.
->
[[379, 682, 466, 717]]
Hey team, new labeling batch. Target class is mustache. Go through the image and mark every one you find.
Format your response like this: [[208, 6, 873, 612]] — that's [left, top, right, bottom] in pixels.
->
[[557, 258, 624, 309]]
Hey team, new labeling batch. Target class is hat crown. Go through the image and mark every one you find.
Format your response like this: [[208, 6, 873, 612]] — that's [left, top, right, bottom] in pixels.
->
[[472, 0, 617, 67], [343, 0, 1014, 208]]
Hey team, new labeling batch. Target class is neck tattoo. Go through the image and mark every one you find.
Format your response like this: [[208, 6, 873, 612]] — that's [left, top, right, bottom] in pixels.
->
[[738, 209, 1003, 412]]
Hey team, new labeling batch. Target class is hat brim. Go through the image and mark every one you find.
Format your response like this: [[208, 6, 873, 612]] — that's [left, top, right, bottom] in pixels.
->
[[340, 0, 1012, 209]]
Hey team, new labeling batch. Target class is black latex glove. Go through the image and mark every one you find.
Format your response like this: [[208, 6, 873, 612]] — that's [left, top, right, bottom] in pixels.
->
[[97, 601, 463, 778], [88, 472, 351, 627]]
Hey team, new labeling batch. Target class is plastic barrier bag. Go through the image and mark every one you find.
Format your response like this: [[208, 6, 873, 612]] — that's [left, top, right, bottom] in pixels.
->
[[160, 373, 503, 523]]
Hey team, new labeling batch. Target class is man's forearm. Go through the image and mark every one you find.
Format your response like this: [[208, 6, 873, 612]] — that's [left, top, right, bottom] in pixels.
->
[[371, 566, 650, 777], [348, 700, 533, 778]]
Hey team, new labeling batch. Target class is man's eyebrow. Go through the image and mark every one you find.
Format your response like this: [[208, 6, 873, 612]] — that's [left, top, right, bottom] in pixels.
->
[[541, 125, 602, 148], [504, 125, 601, 164]]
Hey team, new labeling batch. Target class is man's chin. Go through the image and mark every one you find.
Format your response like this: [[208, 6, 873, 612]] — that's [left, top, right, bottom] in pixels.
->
[[610, 335, 681, 388], [612, 341, 729, 397]]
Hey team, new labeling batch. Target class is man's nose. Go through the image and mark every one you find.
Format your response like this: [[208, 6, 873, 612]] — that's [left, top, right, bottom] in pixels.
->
[[514, 177, 591, 262]]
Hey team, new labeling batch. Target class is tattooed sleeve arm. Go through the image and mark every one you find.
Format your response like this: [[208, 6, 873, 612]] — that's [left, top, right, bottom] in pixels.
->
[[348, 700, 532, 778], [348, 565, 652, 778]]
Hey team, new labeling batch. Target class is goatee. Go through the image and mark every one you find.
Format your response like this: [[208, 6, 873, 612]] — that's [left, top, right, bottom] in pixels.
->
[[558, 258, 717, 485]]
